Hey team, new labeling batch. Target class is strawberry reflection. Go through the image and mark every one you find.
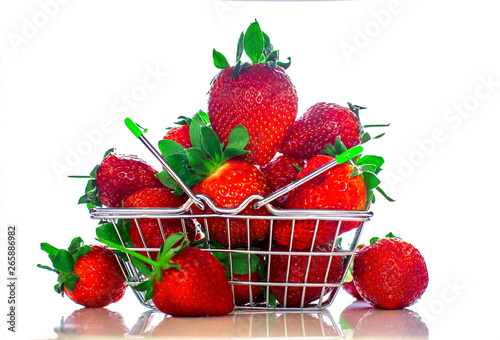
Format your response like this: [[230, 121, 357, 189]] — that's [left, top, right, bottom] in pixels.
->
[[55, 307, 129, 337], [147, 310, 340, 338], [340, 301, 429, 339]]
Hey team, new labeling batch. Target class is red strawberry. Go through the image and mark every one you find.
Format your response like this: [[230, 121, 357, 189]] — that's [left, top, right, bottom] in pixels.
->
[[344, 280, 364, 300], [269, 243, 344, 307], [232, 269, 263, 305], [343, 245, 366, 300], [216, 253, 264, 305], [158, 118, 271, 248], [208, 20, 298, 166], [99, 233, 235, 317], [74, 149, 163, 208], [123, 187, 197, 260], [163, 124, 191, 149], [280, 102, 365, 159], [38, 237, 126, 308], [191, 159, 270, 247], [162, 114, 207, 149], [273, 140, 392, 250], [353, 235, 429, 310], [261, 155, 305, 208]]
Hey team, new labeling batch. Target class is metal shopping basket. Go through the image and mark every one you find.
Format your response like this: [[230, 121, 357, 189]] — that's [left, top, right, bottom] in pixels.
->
[[89, 118, 373, 311]]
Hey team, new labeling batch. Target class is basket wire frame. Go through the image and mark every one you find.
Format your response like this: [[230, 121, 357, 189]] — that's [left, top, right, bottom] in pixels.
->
[[91, 197, 371, 311]]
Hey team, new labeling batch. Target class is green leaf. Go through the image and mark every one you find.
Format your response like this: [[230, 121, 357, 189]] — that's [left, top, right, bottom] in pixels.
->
[[53, 250, 75, 273], [226, 124, 250, 150], [262, 31, 273, 57], [357, 155, 384, 169], [63, 273, 80, 292], [232, 60, 244, 79], [158, 140, 186, 159], [37, 264, 58, 274], [187, 148, 214, 175], [213, 49, 230, 70], [362, 172, 381, 190], [73, 245, 91, 262], [67, 237, 84, 254], [277, 57, 291, 70], [201, 126, 222, 161], [360, 164, 377, 174], [236, 32, 244, 62], [375, 186, 395, 202], [222, 147, 250, 162], [131, 257, 153, 277], [189, 113, 208, 150], [96, 221, 133, 248], [385, 232, 399, 239], [41, 242, 59, 261], [244, 21, 264, 64], [156, 170, 177, 190], [370, 237, 380, 244]]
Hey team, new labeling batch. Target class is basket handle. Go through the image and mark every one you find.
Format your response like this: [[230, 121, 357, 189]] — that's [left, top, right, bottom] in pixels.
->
[[124, 118, 205, 210], [253, 145, 363, 210]]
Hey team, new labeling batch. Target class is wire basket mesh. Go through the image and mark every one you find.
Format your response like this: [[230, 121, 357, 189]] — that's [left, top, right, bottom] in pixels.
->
[[90, 198, 371, 311]]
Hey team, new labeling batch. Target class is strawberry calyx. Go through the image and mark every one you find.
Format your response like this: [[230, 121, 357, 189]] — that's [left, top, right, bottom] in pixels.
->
[[369, 232, 400, 244], [165, 111, 210, 130], [212, 20, 291, 80], [69, 148, 115, 210], [321, 137, 394, 208], [37, 237, 92, 295], [97, 233, 190, 302], [156, 110, 250, 195], [347, 103, 390, 144]]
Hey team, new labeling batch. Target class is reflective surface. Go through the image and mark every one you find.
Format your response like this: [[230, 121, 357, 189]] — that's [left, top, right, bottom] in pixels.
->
[[47, 298, 430, 339]]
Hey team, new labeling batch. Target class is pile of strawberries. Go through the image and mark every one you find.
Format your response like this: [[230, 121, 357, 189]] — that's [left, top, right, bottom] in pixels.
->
[[39, 21, 428, 317]]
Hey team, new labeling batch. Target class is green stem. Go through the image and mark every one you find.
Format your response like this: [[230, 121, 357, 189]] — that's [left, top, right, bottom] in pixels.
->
[[96, 238, 158, 267]]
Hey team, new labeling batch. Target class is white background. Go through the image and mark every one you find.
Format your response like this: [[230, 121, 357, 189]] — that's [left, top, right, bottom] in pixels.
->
[[1, 0, 499, 339]]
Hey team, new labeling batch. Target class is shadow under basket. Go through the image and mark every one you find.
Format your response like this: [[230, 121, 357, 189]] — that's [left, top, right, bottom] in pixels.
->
[[90, 202, 372, 311]]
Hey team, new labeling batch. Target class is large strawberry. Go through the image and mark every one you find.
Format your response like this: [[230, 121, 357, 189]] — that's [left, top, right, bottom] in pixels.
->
[[123, 187, 197, 261], [38, 237, 127, 308], [208, 20, 298, 166], [353, 234, 429, 310], [260, 154, 305, 208], [99, 233, 235, 317], [268, 243, 344, 307], [74, 149, 163, 208], [280, 102, 386, 160], [273, 139, 392, 250], [157, 117, 270, 248]]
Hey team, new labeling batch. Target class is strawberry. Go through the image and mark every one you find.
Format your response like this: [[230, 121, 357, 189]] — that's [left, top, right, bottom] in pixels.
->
[[157, 116, 270, 248], [208, 20, 298, 166], [260, 154, 305, 208], [273, 139, 393, 250], [162, 112, 210, 148], [38, 237, 126, 308], [343, 244, 366, 300], [73, 148, 163, 209], [353, 234, 429, 310], [123, 187, 197, 261], [212, 250, 264, 305], [56, 308, 129, 337], [99, 233, 235, 317], [268, 243, 344, 307], [163, 124, 191, 149], [280, 102, 386, 160]]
